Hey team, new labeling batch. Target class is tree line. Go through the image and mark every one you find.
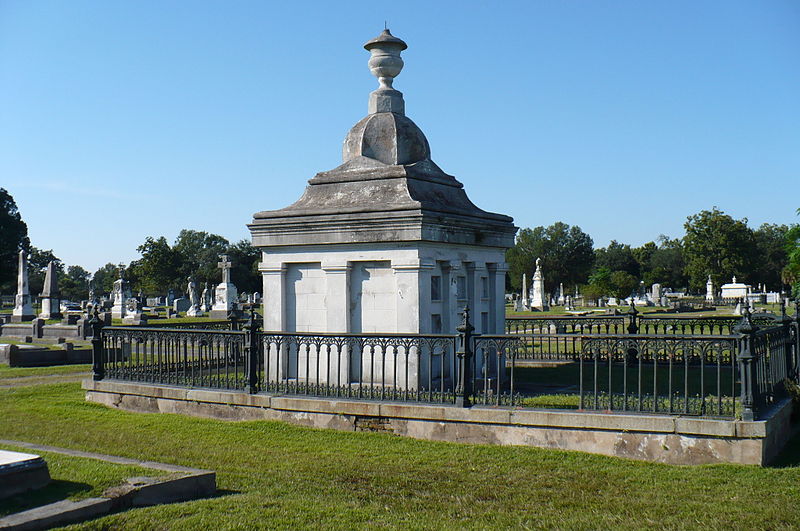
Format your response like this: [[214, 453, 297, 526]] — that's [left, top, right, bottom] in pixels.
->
[[507, 207, 800, 299], [2, 188, 799, 303], [0, 188, 260, 302]]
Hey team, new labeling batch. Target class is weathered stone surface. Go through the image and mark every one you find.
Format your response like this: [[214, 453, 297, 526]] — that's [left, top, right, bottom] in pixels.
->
[[83, 380, 794, 466]]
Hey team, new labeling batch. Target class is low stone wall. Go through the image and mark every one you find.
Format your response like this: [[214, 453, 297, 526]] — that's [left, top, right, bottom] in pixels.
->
[[83, 380, 795, 466], [0, 322, 87, 341]]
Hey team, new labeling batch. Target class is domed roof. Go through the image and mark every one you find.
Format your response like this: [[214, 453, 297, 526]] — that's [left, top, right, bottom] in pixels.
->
[[343, 112, 430, 166]]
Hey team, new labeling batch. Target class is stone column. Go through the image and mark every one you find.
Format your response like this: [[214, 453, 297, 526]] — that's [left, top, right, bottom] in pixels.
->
[[12, 251, 34, 322], [323, 261, 351, 386], [260, 264, 286, 331], [488, 262, 508, 334], [260, 263, 287, 385]]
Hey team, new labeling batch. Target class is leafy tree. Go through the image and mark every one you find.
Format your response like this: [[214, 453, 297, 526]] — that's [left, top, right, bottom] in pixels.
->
[[133, 236, 181, 294], [594, 241, 640, 278], [683, 208, 757, 291], [61, 265, 91, 302], [506, 222, 594, 293], [637, 236, 688, 290], [0, 188, 30, 292], [609, 270, 639, 300], [226, 239, 261, 294], [784, 210, 800, 298], [751, 223, 790, 291], [173, 230, 230, 286], [92, 263, 121, 295]]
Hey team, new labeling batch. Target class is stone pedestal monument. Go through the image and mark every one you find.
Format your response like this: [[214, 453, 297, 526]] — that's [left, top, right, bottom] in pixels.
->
[[521, 273, 529, 310], [210, 255, 238, 318], [706, 275, 715, 303], [248, 30, 517, 388], [11, 251, 34, 322], [186, 277, 202, 317], [39, 261, 62, 320], [110, 270, 132, 320], [530, 258, 548, 311]]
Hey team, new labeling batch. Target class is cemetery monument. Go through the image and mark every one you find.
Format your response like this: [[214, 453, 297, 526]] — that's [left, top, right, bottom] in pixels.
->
[[210, 254, 238, 318], [11, 251, 34, 322], [530, 258, 547, 311], [248, 29, 516, 338], [39, 260, 62, 320]]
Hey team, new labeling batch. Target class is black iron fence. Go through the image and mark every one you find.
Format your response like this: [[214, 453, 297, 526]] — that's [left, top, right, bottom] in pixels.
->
[[90, 302, 800, 420]]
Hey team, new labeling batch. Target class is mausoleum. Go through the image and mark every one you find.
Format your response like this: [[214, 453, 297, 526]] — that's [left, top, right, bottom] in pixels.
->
[[249, 30, 517, 337]]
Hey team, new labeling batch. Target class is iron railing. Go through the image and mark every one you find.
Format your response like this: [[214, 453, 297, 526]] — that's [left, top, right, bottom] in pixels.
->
[[89, 302, 800, 420]]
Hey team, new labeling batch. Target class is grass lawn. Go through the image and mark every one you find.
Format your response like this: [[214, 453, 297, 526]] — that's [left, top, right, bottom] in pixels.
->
[[0, 443, 160, 517], [1, 382, 800, 529], [0, 363, 91, 379]]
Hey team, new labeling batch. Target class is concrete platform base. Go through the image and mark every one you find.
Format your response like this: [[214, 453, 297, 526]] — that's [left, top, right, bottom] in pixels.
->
[[0, 450, 50, 499], [83, 379, 796, 466]]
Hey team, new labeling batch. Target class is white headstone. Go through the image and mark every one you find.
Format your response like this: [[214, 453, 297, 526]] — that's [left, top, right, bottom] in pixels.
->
[[706, 275, 714, 302]]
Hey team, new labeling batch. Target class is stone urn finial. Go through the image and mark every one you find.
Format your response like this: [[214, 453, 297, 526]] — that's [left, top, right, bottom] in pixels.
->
[[363, 29, 408, 115], [364, 29, 407, 90]]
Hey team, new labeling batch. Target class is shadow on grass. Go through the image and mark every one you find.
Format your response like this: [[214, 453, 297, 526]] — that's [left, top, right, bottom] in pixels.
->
[[0, 479, 92, 517]]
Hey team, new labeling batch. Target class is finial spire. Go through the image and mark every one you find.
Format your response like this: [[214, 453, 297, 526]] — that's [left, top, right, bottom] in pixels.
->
[[364, 29, 408, 114]]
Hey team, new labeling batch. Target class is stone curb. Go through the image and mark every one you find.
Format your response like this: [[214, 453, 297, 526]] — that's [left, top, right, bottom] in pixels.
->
[[0, 440, 216, 531]]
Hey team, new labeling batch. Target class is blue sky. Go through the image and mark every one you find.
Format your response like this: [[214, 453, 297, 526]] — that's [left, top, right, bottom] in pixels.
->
[[1, 1, 798, 273]]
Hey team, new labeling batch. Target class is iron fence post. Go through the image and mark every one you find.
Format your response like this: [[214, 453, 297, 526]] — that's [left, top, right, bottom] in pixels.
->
[[455, 306, 474, 408], [735, 307, 757, 421], [626, 300, 639, 334], [90, 307, 105, 381], [244, 308, 262, 394], [228, 310, 240, 332]]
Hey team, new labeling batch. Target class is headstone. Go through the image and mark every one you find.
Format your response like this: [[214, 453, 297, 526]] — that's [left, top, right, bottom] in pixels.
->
[[651, 283, 662, 304], [186, 277, 202, 317], [166, 289, 176, 306], [531, 258, 548, 311], [11, 251, 34, 322], [210, 254, 239, 318], [173, 297, 190, 313], [253, 292, 261, 303], [122, 298, 147, 325], [564, 295, 574, 311], [38, 261, 63, 320], [557, 283, 565, 306]]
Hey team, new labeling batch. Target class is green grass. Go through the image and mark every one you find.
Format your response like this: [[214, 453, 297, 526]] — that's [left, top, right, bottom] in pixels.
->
[[1, 383, 800, 529], [0, 363, 91, 379], [0, 443, 160, 517]]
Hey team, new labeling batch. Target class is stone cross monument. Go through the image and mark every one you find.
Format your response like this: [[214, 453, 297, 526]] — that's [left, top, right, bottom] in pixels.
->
[[11, 251, 34, 322], [39, 261, 62, 320], [531, 258, 548, 311], [210, 254, 238, 318]]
